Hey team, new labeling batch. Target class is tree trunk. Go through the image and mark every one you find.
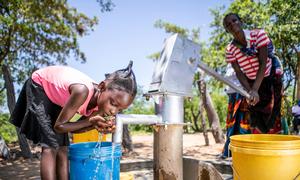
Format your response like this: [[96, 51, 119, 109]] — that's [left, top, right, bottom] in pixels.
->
[[2, 64, 32, 158], [122, 124, 133, 153], [197, 72, 224, 144], [199, 98, 209, 146], [197, 74, 209, 146], [191, 109, 200, 132]]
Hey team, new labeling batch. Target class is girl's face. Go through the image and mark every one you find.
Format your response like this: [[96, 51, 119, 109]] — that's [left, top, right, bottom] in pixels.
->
[[223, 14, 243, 35], [97, 88, 133, 117]]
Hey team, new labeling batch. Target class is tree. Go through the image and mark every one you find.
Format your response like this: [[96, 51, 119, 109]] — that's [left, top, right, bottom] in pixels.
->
[[0, 0, 115, 158], [267, 0, 300, 99]]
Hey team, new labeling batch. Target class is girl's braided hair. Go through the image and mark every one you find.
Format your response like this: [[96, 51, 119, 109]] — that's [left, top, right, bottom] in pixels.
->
[[105, 61, 137, 98]]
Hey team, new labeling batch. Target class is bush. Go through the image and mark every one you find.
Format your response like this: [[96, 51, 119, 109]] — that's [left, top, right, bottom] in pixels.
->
[[0, 113, 17, 143], [211, 91, 228, 128]]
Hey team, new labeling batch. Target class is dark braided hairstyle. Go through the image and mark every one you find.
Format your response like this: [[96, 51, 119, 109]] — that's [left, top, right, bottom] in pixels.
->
[[105, 61, 137, 98]]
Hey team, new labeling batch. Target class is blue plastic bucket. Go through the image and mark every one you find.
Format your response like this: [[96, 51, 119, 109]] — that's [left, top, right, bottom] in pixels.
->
[[69, 142, 121, 180]]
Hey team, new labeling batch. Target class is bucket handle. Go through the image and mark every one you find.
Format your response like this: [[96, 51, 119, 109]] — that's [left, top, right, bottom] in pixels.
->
[[294, 172, 300, 180]]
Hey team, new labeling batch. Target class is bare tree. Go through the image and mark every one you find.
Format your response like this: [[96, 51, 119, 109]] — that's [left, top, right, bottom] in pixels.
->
[[197, 71, 224, 144]]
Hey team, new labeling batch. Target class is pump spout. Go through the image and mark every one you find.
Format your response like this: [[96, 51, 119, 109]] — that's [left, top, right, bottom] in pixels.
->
[[112, 114, 162, 143]]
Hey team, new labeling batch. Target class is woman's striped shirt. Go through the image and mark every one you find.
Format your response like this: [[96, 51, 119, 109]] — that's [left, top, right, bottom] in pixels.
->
[[225, 29, 272, 80]]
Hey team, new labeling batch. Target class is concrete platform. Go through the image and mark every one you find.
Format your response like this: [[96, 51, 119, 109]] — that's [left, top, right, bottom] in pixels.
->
[[121, 156, 233, 180]]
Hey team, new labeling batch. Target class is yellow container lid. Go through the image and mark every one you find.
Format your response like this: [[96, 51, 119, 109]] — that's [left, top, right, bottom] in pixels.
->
[[230, 134, 300, 150]]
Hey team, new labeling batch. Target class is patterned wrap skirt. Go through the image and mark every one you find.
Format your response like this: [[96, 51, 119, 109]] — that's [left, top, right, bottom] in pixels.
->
[[222, 93, 251, 157], [222, 74, 287, 157], [10, 78, 69, 148], [247, 73, 283, 134]]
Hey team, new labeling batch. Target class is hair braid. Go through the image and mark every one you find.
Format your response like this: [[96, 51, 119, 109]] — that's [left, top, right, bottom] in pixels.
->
[[105, 61, 137, 98]]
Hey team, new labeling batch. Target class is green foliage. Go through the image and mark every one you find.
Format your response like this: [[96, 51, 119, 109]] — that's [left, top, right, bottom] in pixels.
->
[[0, 113, 17, 143], [184, 89, 201, 129], [0, 1, 98, 85], [96, 0, 115, 12], [154, 19, 201, 43], [210, 90, 228, 127], [124, 85, 155, 132], [0, 81, 5, 107], [0, 0, 113, 144], [267, 0, 300, 88], [154, 20, 189, 38], [146, 52, 161, 61], [282, 86, 296, 126], [124, 85, 154, 115]]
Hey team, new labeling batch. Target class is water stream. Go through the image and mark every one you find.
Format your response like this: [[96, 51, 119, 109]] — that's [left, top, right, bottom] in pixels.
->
[[92, 133, 103, 180], [91, 133, 115, 180]]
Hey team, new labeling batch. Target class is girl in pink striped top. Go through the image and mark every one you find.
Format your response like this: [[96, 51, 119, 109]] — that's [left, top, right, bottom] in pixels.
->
[[223, 13, 284, 134]]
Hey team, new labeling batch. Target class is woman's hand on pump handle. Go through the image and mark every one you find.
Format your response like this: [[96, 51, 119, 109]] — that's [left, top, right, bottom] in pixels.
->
[[247, 90, 260, 106]]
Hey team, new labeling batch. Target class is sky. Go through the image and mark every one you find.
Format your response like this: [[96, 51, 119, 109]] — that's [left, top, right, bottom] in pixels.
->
[[67, 0, 230, 89]]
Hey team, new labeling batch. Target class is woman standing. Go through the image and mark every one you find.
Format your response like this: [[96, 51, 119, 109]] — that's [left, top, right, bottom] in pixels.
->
[[223, 13, 284, 134]]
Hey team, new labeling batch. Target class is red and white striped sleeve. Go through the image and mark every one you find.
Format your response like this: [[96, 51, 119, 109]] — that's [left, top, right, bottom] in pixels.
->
[[256, 29, 270, 49], [225, 44, 236, 63]]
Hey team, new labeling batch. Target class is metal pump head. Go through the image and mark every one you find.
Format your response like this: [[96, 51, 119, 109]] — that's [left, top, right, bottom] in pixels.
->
[[148, 34, 200, 97]]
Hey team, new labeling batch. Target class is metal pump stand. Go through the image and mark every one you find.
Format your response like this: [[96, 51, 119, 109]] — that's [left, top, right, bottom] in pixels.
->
[[153, 95, 184, 180]]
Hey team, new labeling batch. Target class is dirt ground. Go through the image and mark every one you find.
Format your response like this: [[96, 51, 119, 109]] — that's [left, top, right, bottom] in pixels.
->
[[0, 132, 224, 180]]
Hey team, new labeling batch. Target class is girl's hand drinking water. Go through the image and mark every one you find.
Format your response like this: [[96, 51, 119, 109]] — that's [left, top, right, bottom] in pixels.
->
[[89, 115, 116, 134]]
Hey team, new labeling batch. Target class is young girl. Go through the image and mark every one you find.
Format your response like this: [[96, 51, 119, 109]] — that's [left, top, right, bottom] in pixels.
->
[[223, 13, 284, 134], [10, 61, 137, 180]]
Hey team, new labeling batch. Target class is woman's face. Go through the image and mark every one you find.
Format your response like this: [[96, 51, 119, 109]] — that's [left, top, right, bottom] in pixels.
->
[[97, 88, 133, 117], [223, 14, 243, 35]]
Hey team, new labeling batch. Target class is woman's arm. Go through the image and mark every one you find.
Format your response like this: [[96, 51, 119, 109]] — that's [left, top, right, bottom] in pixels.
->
[[252, 46, 267, 92], [231, 61, 251, 91], [248, 45, 268, 105]]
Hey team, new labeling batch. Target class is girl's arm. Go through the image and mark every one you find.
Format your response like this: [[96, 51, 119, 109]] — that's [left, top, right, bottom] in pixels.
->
[[231, 61, 251, 91], [54, 84, 92, 133], [69, 115, 94, 133], [54, 84, 113, 134]]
